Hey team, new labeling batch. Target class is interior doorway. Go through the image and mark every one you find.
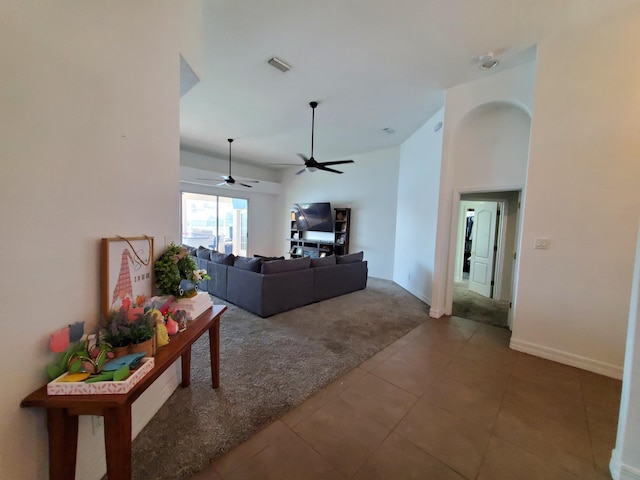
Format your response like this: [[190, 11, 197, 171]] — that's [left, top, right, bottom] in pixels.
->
[[452, 191, 521, 328]]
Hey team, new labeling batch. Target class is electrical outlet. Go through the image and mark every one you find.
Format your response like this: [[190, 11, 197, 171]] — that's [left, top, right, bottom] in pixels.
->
[[92, 415, 103, 435]]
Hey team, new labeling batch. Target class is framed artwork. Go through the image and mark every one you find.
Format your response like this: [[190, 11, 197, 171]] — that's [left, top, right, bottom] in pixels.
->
[[100, 236, 154, 317]]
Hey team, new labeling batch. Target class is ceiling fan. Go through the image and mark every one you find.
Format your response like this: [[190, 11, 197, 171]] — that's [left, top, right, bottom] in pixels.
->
[[197, 138, 259, 188], [290, 101, 354, 175]]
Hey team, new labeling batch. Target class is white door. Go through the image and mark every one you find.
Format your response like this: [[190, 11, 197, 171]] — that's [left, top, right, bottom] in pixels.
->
[[469, 202, 498, 297]]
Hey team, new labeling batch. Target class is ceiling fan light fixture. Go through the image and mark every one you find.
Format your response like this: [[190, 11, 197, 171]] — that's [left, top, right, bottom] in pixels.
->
[[306, 166, 318, 172], [267, 56, 292, 72]]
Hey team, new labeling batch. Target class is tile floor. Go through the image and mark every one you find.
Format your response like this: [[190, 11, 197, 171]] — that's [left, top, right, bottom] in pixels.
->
[[189, 316, 622, 480]]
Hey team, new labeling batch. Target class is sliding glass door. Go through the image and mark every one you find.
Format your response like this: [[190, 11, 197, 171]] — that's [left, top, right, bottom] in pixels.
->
[[181, 192, 248, 256]]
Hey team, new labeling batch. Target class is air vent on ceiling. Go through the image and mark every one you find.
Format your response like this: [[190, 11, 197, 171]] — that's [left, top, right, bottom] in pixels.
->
[[267, 56, 292, 72]]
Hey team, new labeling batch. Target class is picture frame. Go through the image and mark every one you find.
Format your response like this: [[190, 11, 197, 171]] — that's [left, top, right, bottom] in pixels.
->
[[100, 236, 154, 318]]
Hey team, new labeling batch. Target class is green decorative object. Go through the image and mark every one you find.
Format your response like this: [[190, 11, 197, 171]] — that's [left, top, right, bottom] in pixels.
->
[[155, 242, 203, 298]]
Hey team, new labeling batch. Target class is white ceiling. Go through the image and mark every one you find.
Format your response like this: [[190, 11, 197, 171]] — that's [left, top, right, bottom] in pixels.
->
[[180, 0, 630, 170]]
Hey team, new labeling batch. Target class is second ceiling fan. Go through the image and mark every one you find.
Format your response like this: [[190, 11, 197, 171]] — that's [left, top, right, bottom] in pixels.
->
[[197, 138, 259, 188], [294, 101, 354, 175]]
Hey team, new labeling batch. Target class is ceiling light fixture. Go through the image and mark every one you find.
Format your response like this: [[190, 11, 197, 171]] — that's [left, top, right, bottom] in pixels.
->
[[478, 54, 499, 70], [267, 56, 292, 72], [382, 127, 395, 134]]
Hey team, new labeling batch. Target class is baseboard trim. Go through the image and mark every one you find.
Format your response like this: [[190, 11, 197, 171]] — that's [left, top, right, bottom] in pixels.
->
[[400, 285, 432, 311], [509, 337, 623, 379], [610, 448, 640, 480]]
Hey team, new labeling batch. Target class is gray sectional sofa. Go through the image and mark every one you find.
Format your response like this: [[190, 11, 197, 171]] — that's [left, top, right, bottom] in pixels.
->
[[185, 246, 368, 317]]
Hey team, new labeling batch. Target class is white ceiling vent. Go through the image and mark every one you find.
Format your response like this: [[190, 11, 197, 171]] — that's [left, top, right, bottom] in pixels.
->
[[267, 57, 292, 72]]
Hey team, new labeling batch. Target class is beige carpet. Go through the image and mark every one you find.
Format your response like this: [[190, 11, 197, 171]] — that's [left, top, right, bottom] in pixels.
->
[[125, 277, 430, 480], [452, 281, 509, 328]]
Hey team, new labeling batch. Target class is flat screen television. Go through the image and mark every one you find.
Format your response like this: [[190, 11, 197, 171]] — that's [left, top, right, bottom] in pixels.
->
[[293, 202, 333, 232]]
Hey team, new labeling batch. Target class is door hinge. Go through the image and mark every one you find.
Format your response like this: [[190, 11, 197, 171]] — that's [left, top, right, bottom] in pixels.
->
[[494, 245, 498, 252], [513, 252, 516, 260], [491, 280, 495, 286], [518, 201, 521, 209], [509, 302, 512, 309]]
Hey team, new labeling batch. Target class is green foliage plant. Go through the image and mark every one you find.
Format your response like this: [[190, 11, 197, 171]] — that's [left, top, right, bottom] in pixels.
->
[[103, 309, 131, 348], [154, 242, 199, 298], [129, 312, 155, 344]]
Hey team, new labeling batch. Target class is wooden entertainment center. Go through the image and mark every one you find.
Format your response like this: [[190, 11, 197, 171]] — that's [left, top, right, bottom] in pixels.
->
[[289, 207, 351, 258]]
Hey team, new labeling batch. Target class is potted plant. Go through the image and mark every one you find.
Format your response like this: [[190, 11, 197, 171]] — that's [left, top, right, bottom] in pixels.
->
[[103, 310, 132, 358], [129, 311, 156, 357]]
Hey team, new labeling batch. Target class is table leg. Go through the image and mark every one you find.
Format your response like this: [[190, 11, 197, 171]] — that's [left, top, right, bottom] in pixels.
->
[[208, 319, 220, 388], [181, 345, 191, 387], [47, 408, 78, 480], [104, 406, 132, 480]]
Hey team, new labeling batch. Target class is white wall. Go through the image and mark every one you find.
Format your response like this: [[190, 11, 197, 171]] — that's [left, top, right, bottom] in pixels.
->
[[431, 62, 535, 317], [0, 2, 198, 479], [510, 4, 640, 378], [392, 108, 444, 305], [278, 147, 400, 279]]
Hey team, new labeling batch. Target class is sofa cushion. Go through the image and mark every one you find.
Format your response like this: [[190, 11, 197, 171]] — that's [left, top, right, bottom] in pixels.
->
[[336, 251, 364, 264], [196, 246, 213, 259], [310, 255, 336, 268], [182, 244, 197, 256], [234, 256, 263, 272], [261, 256, 310, 274], [211, 251, 235, 265]]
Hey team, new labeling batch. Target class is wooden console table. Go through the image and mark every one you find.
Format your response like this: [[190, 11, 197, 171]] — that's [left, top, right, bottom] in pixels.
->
[[21, 304, 227, 480]]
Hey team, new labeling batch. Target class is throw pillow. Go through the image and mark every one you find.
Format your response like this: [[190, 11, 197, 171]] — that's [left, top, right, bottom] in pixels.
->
[[254, 254, 285, 261], [261, 256, 311, 274], [310, 255, 336, 268], [233, 256, 263, 272], [335, 251, 364, 264], [182, 244, 197, 256], [196, 246, 213, 259], [211, 251, 235, 265]]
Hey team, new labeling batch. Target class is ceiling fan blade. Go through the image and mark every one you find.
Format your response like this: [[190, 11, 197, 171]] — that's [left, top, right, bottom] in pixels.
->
[[318, 159, 354, 167], [297, 153, 310, 162], [238, 182, 253, 188], [196, 177, 219, 181], [216, 182, 227, 187], [295, 168, 307, 175], [317, 165, 343, 174]]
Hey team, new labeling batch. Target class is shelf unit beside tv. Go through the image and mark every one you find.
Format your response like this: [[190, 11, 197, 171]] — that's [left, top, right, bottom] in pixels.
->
[[288, 207, 351, 259]]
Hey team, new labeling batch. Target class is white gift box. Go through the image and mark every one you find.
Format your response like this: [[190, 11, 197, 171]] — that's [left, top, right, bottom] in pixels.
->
[[46, 357, 155, 395]]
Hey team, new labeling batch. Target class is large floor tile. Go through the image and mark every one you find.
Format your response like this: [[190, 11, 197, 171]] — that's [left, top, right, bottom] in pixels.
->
[[293, 396, 390, 477], [492, 407, 596, 479], [225, 431, 344, 480], [422, 376, 504, 429], [353, 432, 465, 480], [395, 399, 491, 480], [478, 435, 585, 480], [512, 353, 583, 398], [212, 420, 294, 478], [371, 351, 447, 396], [281, 367, 366, 428], [443, 352, 514, 394], [338, 373, 418, 429]]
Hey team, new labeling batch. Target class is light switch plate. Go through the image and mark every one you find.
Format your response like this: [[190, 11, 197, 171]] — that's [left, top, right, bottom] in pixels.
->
[[534, 237, 551, 249]]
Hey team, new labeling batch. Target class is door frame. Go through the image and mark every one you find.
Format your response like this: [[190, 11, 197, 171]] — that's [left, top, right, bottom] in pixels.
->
[[447, 186, 523, 329]]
